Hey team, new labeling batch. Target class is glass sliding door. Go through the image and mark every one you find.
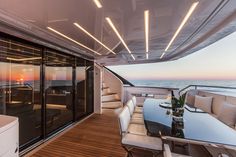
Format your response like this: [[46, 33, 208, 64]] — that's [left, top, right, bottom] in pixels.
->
[[86, 61, 94, 114], [0, 33, 95, 150], [75, 58, 94, 119], [75, 58, 86, 119], [45, 50, 74, 135], [0, 36, 42, 148]]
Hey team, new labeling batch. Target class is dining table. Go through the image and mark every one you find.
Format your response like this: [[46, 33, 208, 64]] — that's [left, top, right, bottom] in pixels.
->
[[143, 98, 236, 150]]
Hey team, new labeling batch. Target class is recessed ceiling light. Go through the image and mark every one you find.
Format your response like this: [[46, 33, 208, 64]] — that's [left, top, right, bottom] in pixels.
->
[[146, 53, 149, 59], [160, 52, 165, 59], [93, 0, 102, 8], [165, 2, 199, 52], [105, 17, 135, 60], [144, 10, 149, 54], [74, 22, 116, 55], [6, 57, 42, 61], [47, 27, 101, 56], [131, 54, 135, 60]]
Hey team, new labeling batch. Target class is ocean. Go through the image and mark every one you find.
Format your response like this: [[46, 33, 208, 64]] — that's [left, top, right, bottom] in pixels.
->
[[130, 80, 236, 94]]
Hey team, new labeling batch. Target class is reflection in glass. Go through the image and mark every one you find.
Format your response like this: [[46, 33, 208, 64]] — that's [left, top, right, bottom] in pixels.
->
[[0, 36, 42, 147], [0, 34, 95, 149], [45, 50, 73, 134], [75, 58, 86, 119], [75, 59, 94, 119], [86, 61, 94, 114]]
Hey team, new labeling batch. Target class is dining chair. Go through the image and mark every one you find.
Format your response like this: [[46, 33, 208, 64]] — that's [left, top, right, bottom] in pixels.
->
[[132, 96, 143, 113], [126, 100, 143, 118], [119, 106, 146, 135], [118, 106, 162, 157], [126, 100, 144, 125]]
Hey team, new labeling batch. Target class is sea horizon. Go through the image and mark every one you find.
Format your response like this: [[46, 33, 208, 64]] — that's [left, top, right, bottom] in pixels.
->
[[129, 79, 236, 90]]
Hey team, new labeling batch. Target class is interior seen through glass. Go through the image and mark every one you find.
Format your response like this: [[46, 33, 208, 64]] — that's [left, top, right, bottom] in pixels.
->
[[0, 34, 94, 149]]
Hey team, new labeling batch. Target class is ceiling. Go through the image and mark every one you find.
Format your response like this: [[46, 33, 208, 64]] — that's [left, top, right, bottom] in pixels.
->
[[0, 0, 236, 66]]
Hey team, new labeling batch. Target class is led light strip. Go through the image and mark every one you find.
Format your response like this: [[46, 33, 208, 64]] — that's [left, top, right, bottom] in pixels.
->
[[47, 27, 101, 56], [74, 23, 116, 55], [6, 57, 42, 61], [144, 10, 149, 59], [93, 0, 102, 8], [146, 53, 149, 59], [105, 17, 135, 60], [164, 2, 199, 52], [160, 53, 165, 59], [0, 39, 41, 51]]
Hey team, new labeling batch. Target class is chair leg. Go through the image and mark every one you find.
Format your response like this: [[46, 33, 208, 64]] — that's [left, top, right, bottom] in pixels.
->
[[127, 152, 133, 157], [152, 151, 162, 157], [123, 145, 134, 157]]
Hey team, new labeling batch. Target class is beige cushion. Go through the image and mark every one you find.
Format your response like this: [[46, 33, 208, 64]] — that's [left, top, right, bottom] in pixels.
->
[[122, 133, 162, 151], [127, 99, 135, 115], [132, 113, 143, 119], [185, 90, 199, 106], [218, 102, 236, 128], [198, 91, 226, 115], [128, 124, 147, 135], [194, 95, 213, 113], [130, 117, 144, 125], [134, 107, 143, 113], [226, 96, 236, 106], [132, 96, 137, 107], [118, 106, 131, 133]]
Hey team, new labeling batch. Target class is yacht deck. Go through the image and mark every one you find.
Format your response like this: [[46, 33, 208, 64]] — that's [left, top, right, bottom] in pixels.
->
[[29, 111, 126, 157]]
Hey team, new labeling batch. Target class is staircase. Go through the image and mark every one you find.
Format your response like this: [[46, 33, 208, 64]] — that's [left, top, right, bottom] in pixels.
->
[[102, 83, 123, 109]]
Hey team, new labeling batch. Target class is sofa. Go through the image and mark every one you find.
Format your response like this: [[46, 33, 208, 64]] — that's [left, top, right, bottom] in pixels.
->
[[185, 89, 236, 130]]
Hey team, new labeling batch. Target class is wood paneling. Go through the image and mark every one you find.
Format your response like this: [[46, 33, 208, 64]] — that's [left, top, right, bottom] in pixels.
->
[[30, 111, 127, 157]]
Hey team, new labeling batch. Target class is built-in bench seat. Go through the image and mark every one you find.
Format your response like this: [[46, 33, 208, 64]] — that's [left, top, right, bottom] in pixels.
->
[[185, 89, 236, 130]]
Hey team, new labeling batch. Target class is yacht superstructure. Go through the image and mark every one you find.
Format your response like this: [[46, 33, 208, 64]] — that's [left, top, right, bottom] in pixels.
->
[[0, 0, 236, 157]]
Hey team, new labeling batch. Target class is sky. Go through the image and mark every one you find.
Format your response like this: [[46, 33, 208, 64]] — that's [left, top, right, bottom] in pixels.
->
[[108, 31, 236, 80]]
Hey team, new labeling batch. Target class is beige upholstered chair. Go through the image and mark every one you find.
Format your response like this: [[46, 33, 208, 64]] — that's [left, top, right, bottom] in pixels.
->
[[163, 144, 191, 157], [132, 96, 143, 113], [119, 106, 146, 135], [126, 100, 144, 125], [127, 100, 143, 118], [118, 106, 162, 156]]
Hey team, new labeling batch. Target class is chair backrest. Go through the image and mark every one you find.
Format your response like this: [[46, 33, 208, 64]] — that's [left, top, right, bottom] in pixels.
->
[[163, 144, 172, 157], [118, 106, 131, 135], [126, 99, 135, 115], [132, 96, 137, 107]]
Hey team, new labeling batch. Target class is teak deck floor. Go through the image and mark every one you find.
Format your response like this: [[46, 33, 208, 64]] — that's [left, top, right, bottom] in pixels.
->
[[30, 111, 127, 157]]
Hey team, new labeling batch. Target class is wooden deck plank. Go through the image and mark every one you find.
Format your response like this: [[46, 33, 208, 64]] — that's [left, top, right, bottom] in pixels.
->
[[30, 111, 127, 157]]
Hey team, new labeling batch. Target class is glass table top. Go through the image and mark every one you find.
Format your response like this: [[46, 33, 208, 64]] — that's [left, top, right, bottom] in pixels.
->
[[143, 98, 236, 148]]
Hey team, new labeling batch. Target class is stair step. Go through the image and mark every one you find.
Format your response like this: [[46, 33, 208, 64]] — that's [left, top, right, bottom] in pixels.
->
[[102, 99, 121, 103], [102, 101, 123, 109], [102, 82, 108, 88], [102, 87, 109, 90], [102, 94, 119, 102], [102, 88, 110, 95], [102, 92, 117, 96]]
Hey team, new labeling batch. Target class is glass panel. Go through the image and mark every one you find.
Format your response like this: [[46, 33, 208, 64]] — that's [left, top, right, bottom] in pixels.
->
[[45, 50, 73, 134], [75, 58, 86, 119], [86, 61, 94, 114], [0, 36, 42, 146]]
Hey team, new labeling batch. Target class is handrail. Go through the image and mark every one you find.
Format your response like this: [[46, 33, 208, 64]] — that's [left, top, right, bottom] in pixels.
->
[[103, 67, 124, 102], [104, 66, 134, 86], [125, 85, 179, 91], [0, 83, 33, 90], [178, 84, 236, 96]]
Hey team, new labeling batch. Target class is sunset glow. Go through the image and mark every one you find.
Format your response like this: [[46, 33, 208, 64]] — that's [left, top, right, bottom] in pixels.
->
[[109, 31, 236, 80]]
